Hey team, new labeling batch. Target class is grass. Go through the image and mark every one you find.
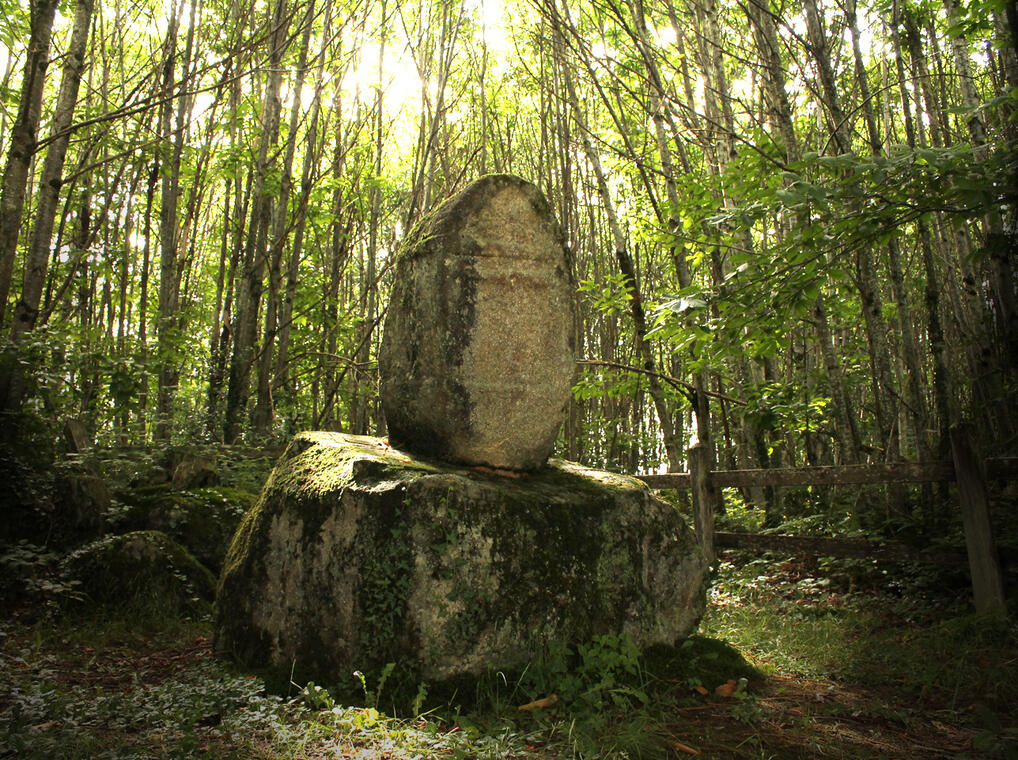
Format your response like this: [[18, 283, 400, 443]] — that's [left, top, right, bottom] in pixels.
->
[[3, 550, 1017, 759], [703, 554, 1018, 702], [701, 552, 1018, 758], [702, 557, 864, 678]]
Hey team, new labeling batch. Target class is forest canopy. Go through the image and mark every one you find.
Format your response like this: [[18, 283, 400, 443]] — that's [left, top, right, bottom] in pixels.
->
[[0, 0, 1014, 503]]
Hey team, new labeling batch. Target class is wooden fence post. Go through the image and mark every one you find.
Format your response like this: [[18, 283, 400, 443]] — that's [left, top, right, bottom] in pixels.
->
[[689, 442, 719, 565], [950, 424, 1006, 613]]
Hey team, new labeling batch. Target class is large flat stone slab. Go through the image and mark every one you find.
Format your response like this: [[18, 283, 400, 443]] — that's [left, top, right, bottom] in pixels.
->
[[214, 432, 708, 686]]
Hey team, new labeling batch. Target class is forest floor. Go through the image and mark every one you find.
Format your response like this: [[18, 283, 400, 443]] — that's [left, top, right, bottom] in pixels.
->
[[2, 549, 1015, 760]]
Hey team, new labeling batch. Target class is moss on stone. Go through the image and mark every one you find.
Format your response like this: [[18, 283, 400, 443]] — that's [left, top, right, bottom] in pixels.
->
[[62, 530, 216, 616], [115, 484, 256, 572], [215, 432, 708, 690]]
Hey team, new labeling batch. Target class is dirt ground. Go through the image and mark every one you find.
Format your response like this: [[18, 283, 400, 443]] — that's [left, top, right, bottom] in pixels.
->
[[0, 623, 992, 759]]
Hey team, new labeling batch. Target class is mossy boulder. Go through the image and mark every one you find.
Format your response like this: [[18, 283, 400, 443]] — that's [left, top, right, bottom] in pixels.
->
[[169, 455, 220, 490], [62, 530, 217, 615], [115, 486, 256, 573], [214, 432, 708, 688]]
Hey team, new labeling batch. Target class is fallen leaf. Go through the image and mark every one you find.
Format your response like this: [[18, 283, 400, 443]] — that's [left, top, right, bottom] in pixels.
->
[[671, 740, 700, 755], [715, 679, 738, 698], [694, 685, 710, 696], [518, 694, 559, 711]]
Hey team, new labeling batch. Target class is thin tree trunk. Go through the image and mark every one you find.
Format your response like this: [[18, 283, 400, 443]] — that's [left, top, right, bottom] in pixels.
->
[[902, 9, 946, 148], [206, 60, 249, 437], [154, 0, 198, 440], [222, 0, 290, 443], [805, 0, 900, 467], [549, 1, 683, 471], [847, 0, 928, 460], [320, 36, 355, 431], [630, 0, 713, 467], [274, 4, 334, 425], [944, 0, 1018, 439], [354, 0, 386, 435], [747, 0, 799, 165], [746, 0, 862, 464], [206, 181, 231, 436], [0, 0, 59, 326], [253, 0, 316, 436], [1, 0, 94, 420], [803, 0, 850, 154]]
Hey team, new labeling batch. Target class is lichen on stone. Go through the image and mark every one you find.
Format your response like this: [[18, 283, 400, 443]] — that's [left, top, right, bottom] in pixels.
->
[[378, 175, 578, 471], [214, 432, 708, 691]]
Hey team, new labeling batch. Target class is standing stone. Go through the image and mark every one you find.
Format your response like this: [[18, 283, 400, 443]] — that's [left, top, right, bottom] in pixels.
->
[[217, 175, 709, 696], [379, 174, 577, 470]]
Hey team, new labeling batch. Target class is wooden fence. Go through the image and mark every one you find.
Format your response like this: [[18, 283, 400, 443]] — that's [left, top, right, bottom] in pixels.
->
[[634, 424, 1016, 613]]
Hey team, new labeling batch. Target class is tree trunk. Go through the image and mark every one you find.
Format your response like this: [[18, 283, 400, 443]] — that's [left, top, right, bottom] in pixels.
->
[[353, 0, 386, 435], [222, 0, 290, 443], [0, 0, 59, 326], [747, 0, 799, 165], [629, 0, 716, 472], [206, 60, 249, 437], [803, 0, 850, 154], [847, 0, 927, 459], [549, 1, 683, 471], [154, 0, 198, 440], [1, 0, 94, 420], [804, 0, 900, 469], [252, 0, 316, 436], [944, 0, 1018, 438], [902, 9, 946, 148], [274, 3, 333, 428]]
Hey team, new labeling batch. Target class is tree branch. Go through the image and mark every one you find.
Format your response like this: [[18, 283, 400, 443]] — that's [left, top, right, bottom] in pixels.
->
[[578, 359, 747, 406]]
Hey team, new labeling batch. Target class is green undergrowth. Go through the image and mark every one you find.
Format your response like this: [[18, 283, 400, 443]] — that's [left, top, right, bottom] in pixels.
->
[[702, 550, 1018, 750], [5, 549, 1017, 759], [437, 632, 762, 759], [284, 630, 763, 759], [1, 601, 761, 760], [0, 615, 525, 760]]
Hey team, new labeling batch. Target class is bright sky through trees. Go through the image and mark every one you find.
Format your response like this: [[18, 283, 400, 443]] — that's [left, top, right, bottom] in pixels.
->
[[0, 0, 1012, 502]]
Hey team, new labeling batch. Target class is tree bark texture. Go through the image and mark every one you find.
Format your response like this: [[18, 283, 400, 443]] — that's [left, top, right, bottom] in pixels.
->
[[0, 0, 59, 326], [1, 0, 95, 418]]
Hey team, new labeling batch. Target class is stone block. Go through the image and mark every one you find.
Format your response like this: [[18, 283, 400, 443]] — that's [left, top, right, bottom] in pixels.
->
[[214, 432, 708, 686]]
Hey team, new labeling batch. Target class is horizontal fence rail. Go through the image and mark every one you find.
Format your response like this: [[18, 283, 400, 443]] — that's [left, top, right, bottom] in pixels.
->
[[633, 432, 1013, 613], [713, 532, 967, 564], [635, 458, 1018, 490]]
